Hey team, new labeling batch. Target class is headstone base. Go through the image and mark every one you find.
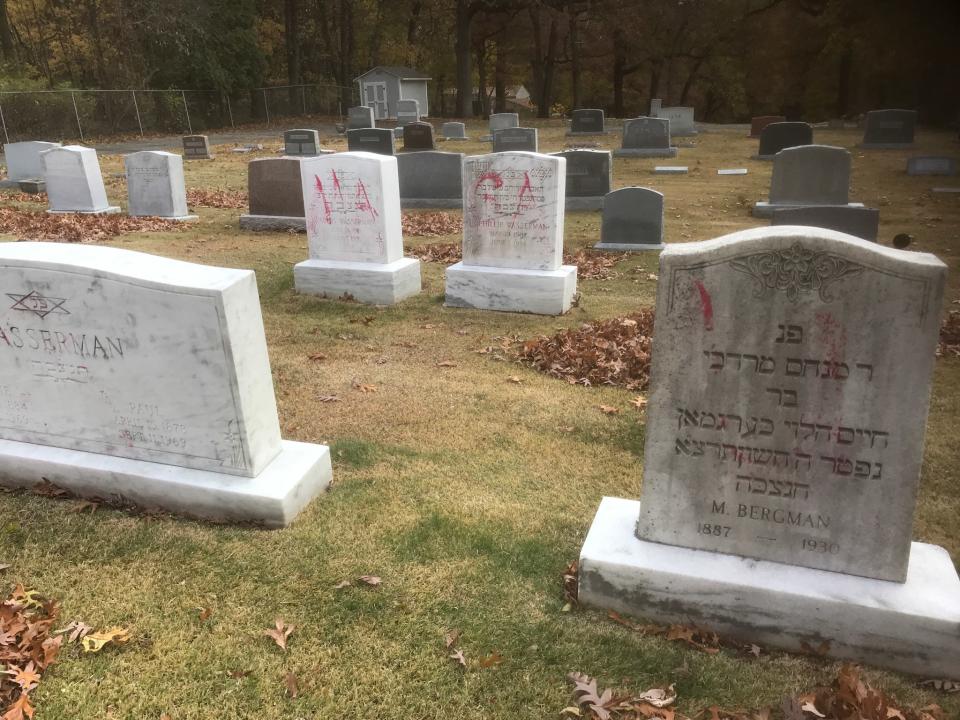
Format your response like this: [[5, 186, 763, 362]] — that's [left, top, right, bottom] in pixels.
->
[[593, 242, 663, 252], [566, 131, 610, 137], [858, 143, 914, 150], [399, 198, 462, 209], [239, 214, 307, 231], [444, 262, 577, 315], [0, 179, 21, 188], [566, 196, 605, 211], [613, 148, 678, 158], [130, 213, 198, 222], [441, 137, 470, 142], [671, 129, 699, 137], [0, 438, 332, 528], [294, 257, 422, 305], [479, 135, 493, 142], [18, 180, 45, 193], [752, 201, 865, 219], [47, 206, 121, 215], [579, 497, 960, 679]]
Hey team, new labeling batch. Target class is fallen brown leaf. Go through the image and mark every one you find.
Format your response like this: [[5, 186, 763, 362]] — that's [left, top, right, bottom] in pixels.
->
[[444, 629, 461, 649], [436, 360, 457, 367], [308, 352, 327, 362], [198, 608, 213, 622], [357, 575, 381, 587], [284, 670, 299, 698], [599, 405, 620, 415], [479, 652, 504, 668], [227, 669, 252, 679], [333, 580, 352, 590], [263, 618, 295, 651], [449, 649, 467, 668]]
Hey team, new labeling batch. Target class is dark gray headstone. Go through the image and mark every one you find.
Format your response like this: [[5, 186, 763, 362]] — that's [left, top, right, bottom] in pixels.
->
[[552, 150, 612, 197], [862, 109, 917, 148], [182, 135, 212, 160], [756, 122, 814, 159], [402, 122, 435, 151], [284, 129, 321, 156], [595, 187, 664, 250], [750, 115, 786, 138], [442, 122, 467, 139], [346, 128, 395, 156], [570, 109, 606, 135], [769, 145, 850, 205], [347, 106, 375, 130], [907, 156, 956, 176], [614, 117, 677, 158], [493, 127, 538, 153], [247, 157, 304, 217], [771, 206, 880, 242], [397, 151, 463, 206]]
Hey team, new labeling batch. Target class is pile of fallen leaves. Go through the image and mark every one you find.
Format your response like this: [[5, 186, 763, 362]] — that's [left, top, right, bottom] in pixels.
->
[[938, 309, 960, 357], [516, 311, 655, 391], [185, 188, 247, 209], [1, 584, 62, 719], [564, 250, 629, 280], [407, 242, 462, 262], [0, 208, 188, 243], [1, 192, 47, 204], [401, 211, 463, 237], [564, 664, 949, 720]]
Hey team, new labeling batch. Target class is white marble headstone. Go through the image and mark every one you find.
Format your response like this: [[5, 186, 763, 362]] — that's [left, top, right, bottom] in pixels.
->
[[41, 146, 115, 213], [125, 151, 191, 219], [300, 151, 403, 264], [5, 141, 61, 181], [462, 151, 565, 271]]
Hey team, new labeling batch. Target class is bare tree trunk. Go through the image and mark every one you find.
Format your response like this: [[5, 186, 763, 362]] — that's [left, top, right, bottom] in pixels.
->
[[0, 0, 14, 61], [538, 17, 558, 118], [679, 55, 705, 105], [475, 41, 489, 116], [340, 0, 355, 109], [569, 4, 581, 108], [455, 0, 474, 117], [494, 39, 507, 112], [284, 0, 301, 107], [836, 41, 852, 118]]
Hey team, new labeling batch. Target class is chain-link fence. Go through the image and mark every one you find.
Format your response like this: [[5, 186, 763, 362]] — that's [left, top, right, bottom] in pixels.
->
[[0, 83, 358, 143]]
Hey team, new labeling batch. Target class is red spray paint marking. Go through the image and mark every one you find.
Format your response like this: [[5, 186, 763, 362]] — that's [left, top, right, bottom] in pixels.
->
[[513, 171, 534, 216], [474, 171, 503, 202], [314, 175, 332, 224], [331, 169, 344, 201], [354, 179, 378, 221], [694, 280, 714, 331]]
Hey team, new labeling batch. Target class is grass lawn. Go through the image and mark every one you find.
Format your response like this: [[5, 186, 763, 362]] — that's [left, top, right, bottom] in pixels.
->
[[1, 119, 958, 719]]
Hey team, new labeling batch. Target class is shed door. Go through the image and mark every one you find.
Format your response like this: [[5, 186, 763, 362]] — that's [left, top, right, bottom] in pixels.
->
[[363, 82, 388, 119]]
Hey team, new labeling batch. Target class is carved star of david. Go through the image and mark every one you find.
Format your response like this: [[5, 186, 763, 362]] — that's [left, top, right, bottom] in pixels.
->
[[7, 290, 70, 319]]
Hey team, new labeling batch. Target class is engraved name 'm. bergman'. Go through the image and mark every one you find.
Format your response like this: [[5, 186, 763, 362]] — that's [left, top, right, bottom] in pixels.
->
[[0, 324, 124, 359]]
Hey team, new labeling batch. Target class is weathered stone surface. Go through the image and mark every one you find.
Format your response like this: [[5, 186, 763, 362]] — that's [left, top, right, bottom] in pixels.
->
[[347, 106, 375, 130], [493, 127, 538, 153], [650, 98, 662, 116], [242, 157, 305, 228], [756, 122, 813, 159], [749, 115, 786, 138], [284, 129, 322, 156], [861, 109, 917, 148], [441, 122, 467, 139], [397, 151, 463, 207], [907, 156, 956, 176], [551, 149, 611, 198], [754, 145, 861, 217], [4, 141, 60, 181], [346, 128, 395, 156], [41, 146, 119, 214], [614, 117, 677, 158], [401, 121, 435, 151], [771, 206, 880, 242], [635, 226, 946, 582], [579, 496, 960, 678], [182, 135, 212, 159], [396, 99, 420, 126], [569, 109, 607, 135], [657, 106, 697, 136], [595, 187, 663, 251], [444, 262, 577, 315], [489, 113, 519, 134], [124, 151, 193, 220]]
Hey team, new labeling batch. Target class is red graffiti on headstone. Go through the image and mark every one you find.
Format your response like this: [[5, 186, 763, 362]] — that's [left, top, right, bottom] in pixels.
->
[[474, 171, 503, 203], [513, 171, 535, 216], [331, 169, 344, 202], [354, 179, 379, 221], [694, 279, 714, 331], [314, 174, 333, 224]]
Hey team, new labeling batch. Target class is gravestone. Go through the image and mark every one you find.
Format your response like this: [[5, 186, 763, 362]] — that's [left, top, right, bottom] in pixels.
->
[[718, 168, 748, 175], [614, 117, 677, 158], [41, 146, 119, 215], [397, 151, 463, 208], [653, 166, 688, 174], [124, 151, 196, 221], [182, 135, 212, 160], [284, 129, 329, 156], [578, 225, 959, 678], [239, 157, 306, 231], [551, 149, 612, 210], [401, 122, 435, 151], [295, 151, 421, 305], [0, 242, 332, 526], [657, 106, 697, 136], [346, 128, 395, 156], [568, 109, 607, 136], [650, 98, 662, 116], [396, 99, 420, 126], [907, 156, 956, 176], [594, 187, 663, 251], [347, 106, 375, 130], [771, 206, 880, 242], [493, 127, 538, 153], [445, 151, 576, 315], [441, 122, 468, 140], [861, 109, 917, 149], [755, 122, 813, 160], [754, 145, 863, 218], [482, 113, 519, 141], [749, 115, 786, 138], [3, 141, 60, 186]]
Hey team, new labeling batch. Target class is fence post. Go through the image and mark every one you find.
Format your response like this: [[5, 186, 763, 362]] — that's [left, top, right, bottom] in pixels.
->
[[131, 90, 144, 137], [224, 93, 235, 128], [181, 90, 193, 134], [0, 98, 8, 144], [262, 89, 270, 125], [70, 92, 84, 142]]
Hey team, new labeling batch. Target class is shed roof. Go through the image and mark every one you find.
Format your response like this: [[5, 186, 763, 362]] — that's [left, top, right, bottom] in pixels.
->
[[356, 66, 432, 81]]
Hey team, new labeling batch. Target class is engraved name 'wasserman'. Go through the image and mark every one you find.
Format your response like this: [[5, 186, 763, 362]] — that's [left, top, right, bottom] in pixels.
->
[[0, 325, 125, 359]]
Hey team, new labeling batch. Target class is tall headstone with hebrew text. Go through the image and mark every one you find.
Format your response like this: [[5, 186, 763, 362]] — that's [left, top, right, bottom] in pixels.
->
[[445, 151, 576, 315], [0, 242, 331, 526], [578, 226, 959, 678], [294, 151, 421, 305], [125, 151, 195, 221], [41, 146, 119, 215]]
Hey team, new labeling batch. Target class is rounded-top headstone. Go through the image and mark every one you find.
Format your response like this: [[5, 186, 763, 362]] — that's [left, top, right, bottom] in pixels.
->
[[622, 117, 671, 149], [750, 115, 786, 138], [769, 145, 851, 205], [757, 122, 814, 158], [600, 187, 664, 248]]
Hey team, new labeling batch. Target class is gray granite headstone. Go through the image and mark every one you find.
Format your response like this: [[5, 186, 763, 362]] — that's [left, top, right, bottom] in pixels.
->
[[569, 109, 606, 135], [637, 226, 946, 582], [489, 113, 519, 134], [41, 145, 119, 214], [771, 206, 880, 242], [907, 156, 956, 176], [594, 187, 663, 251], [396, 99, 420, 126], [125, 150, 193, 220], [754, 145, 860, 218], [493, 127, 538, 153], [551, 149, 612, 210], [650, 98, 662, 116], [750, 115, 786, 138], [614, 117, 677, 158], [397, 151, 463, 207], [284, 129, 321, 156], [756, 122, 813, 159], [346, 128, 395, 156], [658, 106, 697, 136], [4, 141, 61, 181], [402, 122, 435, 151], [442, 122, 467, 139], [347, 106, 375, 130], [182, 135, 212, 160], [239, 157, 305, 230], [861, 109, 917, 148]]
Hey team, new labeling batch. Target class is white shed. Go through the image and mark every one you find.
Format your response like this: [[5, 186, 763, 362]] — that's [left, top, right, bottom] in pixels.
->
[[355, 66, 431, 121]]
